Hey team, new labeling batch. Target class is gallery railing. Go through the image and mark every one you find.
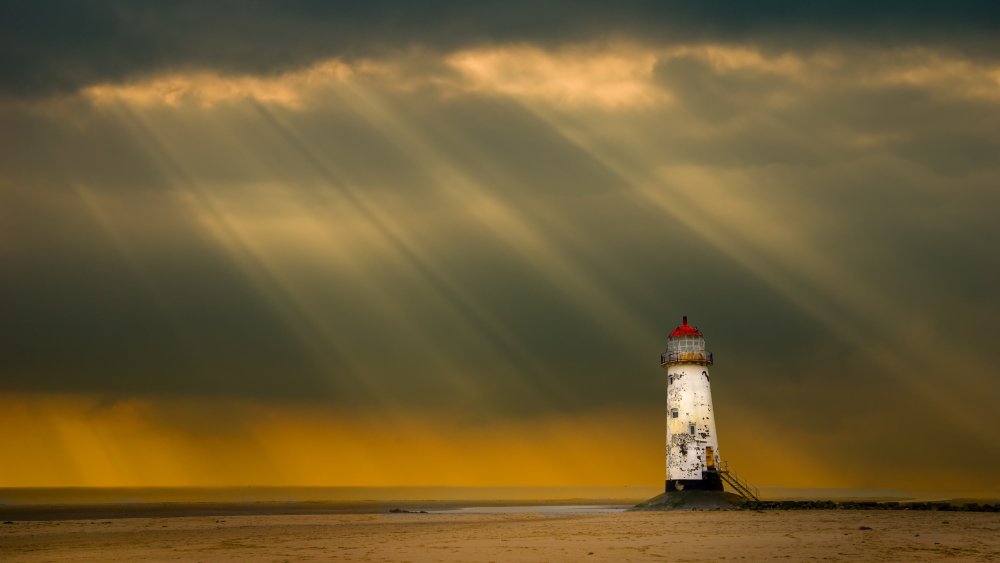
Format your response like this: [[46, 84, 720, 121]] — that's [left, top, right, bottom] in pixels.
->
[[660, 351, 714, 366]]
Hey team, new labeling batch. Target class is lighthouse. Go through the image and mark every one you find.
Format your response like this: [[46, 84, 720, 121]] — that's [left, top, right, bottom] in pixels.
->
[[661, 316, 723, 492]]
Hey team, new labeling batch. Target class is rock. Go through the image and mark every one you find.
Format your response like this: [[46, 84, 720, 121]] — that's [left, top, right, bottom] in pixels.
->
[[636, 497, 1000, 513], [631, 490, 746, 511]]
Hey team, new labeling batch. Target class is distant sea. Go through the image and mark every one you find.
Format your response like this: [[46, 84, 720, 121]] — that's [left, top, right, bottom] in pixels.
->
[[0, 486, 657, 506], [0, 487, 655, 520]]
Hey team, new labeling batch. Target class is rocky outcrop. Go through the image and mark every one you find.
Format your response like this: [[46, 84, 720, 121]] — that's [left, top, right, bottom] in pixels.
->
[[632, 494, 1000, 512], [631, 490, 746, 511], [739, 500, 1000, 512]]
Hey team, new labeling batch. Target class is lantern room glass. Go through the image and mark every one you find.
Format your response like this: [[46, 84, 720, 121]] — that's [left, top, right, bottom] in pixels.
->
[[667, 334, 706, 355], [662, 334, 712, 366]]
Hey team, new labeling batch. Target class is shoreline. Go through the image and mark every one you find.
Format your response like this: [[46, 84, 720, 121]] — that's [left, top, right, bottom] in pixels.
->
[[0, 499, 637, 522], [4, 497, 999, 522]]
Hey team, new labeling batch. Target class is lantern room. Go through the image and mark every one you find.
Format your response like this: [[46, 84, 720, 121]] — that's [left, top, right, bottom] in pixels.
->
[[661, 316, 713, 367]]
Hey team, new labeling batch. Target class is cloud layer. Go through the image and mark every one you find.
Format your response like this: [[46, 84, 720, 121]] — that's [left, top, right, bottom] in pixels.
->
[[2, 4, 999, 493], [4, 1, 1000, 98]]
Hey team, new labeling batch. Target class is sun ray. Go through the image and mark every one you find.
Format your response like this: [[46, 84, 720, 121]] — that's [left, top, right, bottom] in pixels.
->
[[248, 99, 573, 408], [523, 104, 1000, 449], [331, 80, 656, 354]]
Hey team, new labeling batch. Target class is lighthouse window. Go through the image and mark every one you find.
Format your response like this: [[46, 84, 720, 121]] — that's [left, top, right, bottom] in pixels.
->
[[668, 335, 705, 355], [689, 424, 696, 435], [671, 408, 678, 418]]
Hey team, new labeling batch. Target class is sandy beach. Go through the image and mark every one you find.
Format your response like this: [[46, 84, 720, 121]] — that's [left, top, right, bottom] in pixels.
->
[[3, 509, 999, 561]]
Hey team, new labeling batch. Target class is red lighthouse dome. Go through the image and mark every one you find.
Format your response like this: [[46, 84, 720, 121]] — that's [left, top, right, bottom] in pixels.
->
[[669, 316, 703, 338]]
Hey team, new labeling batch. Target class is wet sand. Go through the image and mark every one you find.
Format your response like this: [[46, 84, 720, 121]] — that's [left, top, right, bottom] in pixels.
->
[[3, 510, 999, 561]]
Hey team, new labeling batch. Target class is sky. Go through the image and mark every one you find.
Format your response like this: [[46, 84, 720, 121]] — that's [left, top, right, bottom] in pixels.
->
[[2, 1, 999, 495]]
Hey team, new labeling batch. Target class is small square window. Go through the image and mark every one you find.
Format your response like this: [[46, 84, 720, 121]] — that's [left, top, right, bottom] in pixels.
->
[[689, 424, 696, 435], [671, 408, 678, 418]]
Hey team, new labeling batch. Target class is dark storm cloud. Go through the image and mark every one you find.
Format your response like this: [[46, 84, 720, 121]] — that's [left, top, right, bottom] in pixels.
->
[[3, 36, 1000, 413], [0, 185, 329, 398], [3, 0, 1000, 99]]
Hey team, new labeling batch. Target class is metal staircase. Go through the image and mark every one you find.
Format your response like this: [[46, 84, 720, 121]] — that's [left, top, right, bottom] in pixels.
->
[[715, 458, 760, 502]]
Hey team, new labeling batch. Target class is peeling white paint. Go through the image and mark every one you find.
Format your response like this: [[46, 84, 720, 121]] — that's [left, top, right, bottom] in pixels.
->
[[663, 332, 720, 481]]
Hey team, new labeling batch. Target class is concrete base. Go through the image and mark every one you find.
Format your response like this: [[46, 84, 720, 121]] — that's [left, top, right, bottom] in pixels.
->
[[631, 490, 745, 511], [665, 471, 724, 493]]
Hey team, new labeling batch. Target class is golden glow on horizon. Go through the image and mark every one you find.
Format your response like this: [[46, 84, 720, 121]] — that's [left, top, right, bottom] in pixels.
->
[[0, 393, 659, 488], [2, 392, 992, 493]]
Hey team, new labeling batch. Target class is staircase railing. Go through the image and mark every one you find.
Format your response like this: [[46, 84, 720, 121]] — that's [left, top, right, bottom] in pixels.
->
[[715, 457, 760, 502]]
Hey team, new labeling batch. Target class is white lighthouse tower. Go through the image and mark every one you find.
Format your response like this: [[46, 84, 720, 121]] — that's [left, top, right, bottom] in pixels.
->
[[661, 316, 723, 492]]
